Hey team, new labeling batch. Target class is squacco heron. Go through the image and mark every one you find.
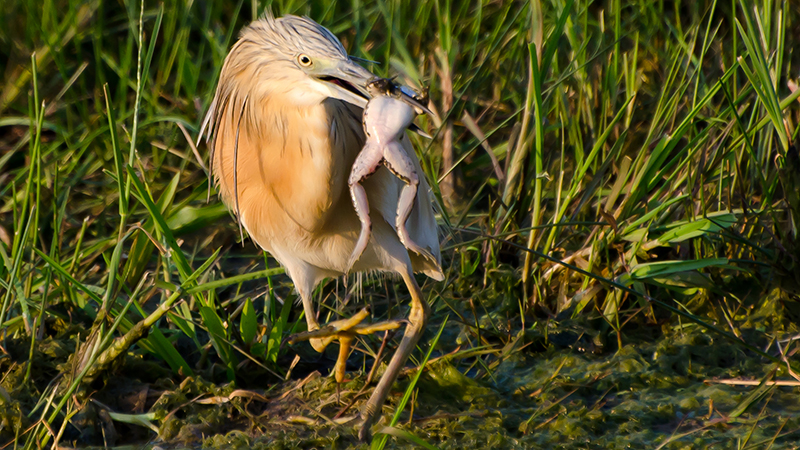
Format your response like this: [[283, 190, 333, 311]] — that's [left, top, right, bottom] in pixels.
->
[[199, 14, 443, 440]]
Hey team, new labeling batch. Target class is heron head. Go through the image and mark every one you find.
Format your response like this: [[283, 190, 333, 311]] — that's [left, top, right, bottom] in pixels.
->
[[235, 14, 375, 108]]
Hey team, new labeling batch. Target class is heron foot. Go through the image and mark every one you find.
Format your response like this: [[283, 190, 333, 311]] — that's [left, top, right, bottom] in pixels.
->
[[358, 414, 375, 442], [288, 308, 403, 383]]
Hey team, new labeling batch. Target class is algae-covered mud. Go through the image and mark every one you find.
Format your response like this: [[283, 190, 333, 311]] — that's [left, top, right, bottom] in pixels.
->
[[2, 282, 798, 449]]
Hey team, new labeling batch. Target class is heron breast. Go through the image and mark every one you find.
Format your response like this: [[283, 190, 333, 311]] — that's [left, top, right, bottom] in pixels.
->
[[262, 103, 348, 232], [214, 96, 358, 245]]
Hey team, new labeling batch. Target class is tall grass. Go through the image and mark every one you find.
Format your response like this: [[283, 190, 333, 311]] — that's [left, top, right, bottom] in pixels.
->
[[1, 0, 799, 447]]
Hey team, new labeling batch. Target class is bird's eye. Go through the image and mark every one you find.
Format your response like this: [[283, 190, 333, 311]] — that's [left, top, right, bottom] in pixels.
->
[[298, 54, 313, 67]]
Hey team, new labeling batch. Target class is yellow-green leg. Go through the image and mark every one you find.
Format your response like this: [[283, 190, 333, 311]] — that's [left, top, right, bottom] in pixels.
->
[[358, 269, 429, 441]]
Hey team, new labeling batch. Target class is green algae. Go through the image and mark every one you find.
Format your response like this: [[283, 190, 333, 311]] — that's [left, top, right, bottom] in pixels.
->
[[3, 287, 798, 449], [4, 320, 799, 449]]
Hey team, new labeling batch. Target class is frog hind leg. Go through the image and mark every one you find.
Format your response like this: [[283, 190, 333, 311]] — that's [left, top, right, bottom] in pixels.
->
[[346, 144, 385, 274], [382, 142, 437, 264]]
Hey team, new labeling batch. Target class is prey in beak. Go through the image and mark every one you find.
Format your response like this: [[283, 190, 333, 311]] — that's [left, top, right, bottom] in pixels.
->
[[314, 59, 433, 138], [364, 77, 434, 138]]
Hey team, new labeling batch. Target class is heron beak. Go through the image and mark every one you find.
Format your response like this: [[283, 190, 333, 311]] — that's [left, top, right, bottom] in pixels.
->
[[315, 59, 374, 108], [397, 87, 435, 117]]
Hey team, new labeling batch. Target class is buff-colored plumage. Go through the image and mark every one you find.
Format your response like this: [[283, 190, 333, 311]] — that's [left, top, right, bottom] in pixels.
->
[[200, 14, 441, 440]]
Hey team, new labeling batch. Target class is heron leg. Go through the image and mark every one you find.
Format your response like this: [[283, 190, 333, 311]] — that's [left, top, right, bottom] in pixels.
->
[[333, 334, 355, 383], [383, 144, 437, 264], [329, 319, 403, 383], [293, 278, 375, 354], [296, 280, 329, 354], [358, 267, 429, 441]]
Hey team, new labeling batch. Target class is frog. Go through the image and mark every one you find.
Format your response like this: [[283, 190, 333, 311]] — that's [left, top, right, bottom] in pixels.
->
[[345, 77, 436, 273]]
